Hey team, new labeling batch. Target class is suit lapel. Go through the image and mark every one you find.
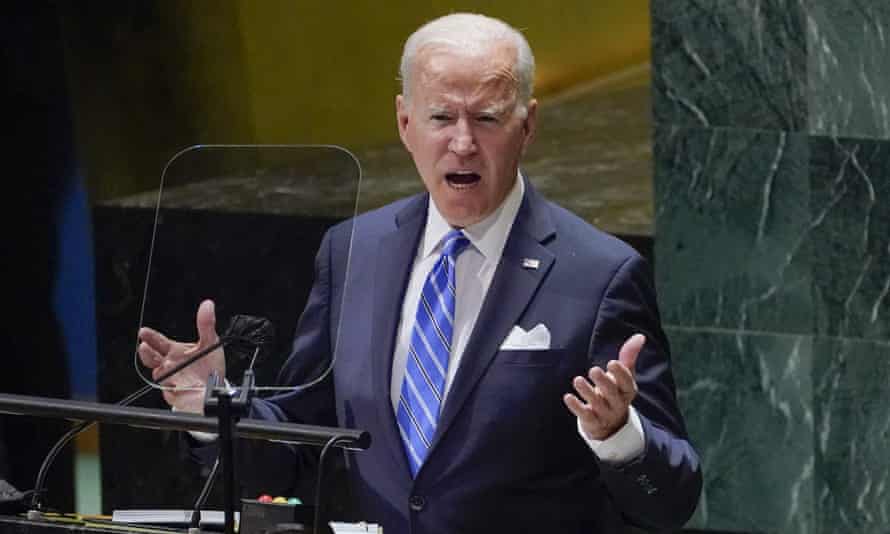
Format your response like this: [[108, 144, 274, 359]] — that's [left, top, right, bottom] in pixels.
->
[[429, 182, 556, 457], [370, 195, 427, 480]]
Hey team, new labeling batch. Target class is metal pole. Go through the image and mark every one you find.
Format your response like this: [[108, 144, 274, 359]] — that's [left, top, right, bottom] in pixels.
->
[[217, 392, 236, 534]]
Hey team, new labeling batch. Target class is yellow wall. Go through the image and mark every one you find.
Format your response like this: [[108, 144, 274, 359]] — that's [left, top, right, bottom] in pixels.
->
[[61, 1, 650, 201]]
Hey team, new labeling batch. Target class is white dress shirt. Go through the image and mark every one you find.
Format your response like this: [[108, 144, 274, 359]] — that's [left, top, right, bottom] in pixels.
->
[[389, 173, 644, 464]]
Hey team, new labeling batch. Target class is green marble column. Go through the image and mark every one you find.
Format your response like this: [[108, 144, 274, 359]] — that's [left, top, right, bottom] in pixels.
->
[[652, 1, 890, 532]]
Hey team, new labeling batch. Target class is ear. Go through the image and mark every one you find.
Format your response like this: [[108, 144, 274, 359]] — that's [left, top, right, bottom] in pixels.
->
[[519, 98, 538, 156], [396, 95, 413, 153]]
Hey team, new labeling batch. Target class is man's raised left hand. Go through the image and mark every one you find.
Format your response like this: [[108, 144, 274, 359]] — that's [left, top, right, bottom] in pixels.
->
[[563, 333, 644, 440]]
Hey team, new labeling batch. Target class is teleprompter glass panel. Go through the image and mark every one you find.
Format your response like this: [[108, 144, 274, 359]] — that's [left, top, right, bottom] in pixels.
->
[[134, 145, 362, 393]]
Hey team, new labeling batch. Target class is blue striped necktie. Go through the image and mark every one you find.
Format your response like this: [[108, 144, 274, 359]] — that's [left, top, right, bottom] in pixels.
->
[[397, 228, 471, 477]]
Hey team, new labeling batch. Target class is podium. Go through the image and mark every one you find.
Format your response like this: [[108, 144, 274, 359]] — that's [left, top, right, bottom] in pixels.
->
[[0, 392, 370, 534], [0, 515, 183, 534], [92, 144, 359, 512]]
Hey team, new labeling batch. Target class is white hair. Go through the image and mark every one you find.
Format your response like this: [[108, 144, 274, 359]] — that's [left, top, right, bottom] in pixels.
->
[[399, 13, 535, 111]]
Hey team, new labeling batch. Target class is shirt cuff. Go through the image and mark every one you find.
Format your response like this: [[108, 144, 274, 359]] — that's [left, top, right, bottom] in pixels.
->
[[577, 405, 645, 464], [172, 403, 218, 444], [188, 428, 218, 443]]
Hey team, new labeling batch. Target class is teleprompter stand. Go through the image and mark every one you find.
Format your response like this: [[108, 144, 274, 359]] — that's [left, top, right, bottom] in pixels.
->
[[203, 370, 254, 534]]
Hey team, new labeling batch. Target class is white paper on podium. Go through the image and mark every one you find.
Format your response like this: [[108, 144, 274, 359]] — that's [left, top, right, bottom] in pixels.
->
[[111, 509, 238, 526], [330, 522, 382, 533]]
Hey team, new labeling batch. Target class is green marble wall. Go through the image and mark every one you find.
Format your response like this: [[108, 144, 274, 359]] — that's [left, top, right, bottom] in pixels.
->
[[652, 1, 890, 532]]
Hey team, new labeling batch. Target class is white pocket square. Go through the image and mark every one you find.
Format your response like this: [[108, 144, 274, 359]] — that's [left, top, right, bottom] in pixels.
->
[[499, 323, 551, 350]]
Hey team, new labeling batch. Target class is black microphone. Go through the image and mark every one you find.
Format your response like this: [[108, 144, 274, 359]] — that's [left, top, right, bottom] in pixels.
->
[[28, 314, 275, 513], [223, 314, 276, 368]]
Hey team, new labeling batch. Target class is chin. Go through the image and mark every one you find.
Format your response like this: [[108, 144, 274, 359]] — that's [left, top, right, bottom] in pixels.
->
[[443, 210, 485, 228]]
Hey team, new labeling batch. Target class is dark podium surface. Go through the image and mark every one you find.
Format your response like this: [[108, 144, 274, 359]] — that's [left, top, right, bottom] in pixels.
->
[[0, 515, 757, 534], [0, 515, 184, 533]]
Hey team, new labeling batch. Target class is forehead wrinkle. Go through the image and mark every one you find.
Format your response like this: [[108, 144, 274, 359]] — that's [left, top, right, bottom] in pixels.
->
[[411, 49, 520, 115], [490, 63, 519, 85], [469, 81, 517, 115], [414, 43, 518, 84]]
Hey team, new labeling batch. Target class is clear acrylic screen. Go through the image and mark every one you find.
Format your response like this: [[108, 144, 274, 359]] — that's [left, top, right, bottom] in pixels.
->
[[133, 145, 362, 392]]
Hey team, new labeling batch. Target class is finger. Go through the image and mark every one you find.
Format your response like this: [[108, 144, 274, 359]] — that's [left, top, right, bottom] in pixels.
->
[[162, 389, 177, 407], [572, 376, 612, 416], [565, 394, 612, 441], [196, 299, 219, 347], [571, 376, 599, 405], [137, 341, 164, 368], [138, 326, 172, 356], [563, 393, 586, 419], [618, 333, 645, 376], [607, 360, 637, 400], [563, 393, 604, 425], [589, 366, 619, 404], [153, 364, 169, 382]]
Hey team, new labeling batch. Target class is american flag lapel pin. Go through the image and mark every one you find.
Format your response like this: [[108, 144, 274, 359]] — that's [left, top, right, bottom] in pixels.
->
[[521, 258, 540, 270]]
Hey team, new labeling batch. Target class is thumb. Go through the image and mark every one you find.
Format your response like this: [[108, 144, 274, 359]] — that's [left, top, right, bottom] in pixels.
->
[[196, 299, 219, 346], [618, 333, 645, 376]]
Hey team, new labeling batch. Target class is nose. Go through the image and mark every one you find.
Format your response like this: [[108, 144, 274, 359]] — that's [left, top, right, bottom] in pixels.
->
[[448, 118, 477, 156]]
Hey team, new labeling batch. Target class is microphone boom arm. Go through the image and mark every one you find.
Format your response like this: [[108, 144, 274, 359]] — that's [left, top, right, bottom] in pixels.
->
[[0, 392, 370, 450], [25, 336, 231, 511]]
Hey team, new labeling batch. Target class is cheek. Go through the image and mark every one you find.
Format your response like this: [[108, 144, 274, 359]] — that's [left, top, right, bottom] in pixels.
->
[[414, 131, 448, 156], [481, 136, 520, 170]]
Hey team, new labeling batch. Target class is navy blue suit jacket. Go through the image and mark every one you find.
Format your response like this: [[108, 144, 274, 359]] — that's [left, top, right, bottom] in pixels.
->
[[240, 181, 701, 533]]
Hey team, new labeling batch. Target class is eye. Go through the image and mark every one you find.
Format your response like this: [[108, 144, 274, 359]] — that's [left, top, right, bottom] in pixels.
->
[[476, 114, 499, 124], [430, 113, 452, 122]]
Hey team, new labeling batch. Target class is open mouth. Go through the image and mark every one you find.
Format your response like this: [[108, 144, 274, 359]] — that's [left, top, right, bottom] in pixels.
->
[[445, 172, 481, 189]]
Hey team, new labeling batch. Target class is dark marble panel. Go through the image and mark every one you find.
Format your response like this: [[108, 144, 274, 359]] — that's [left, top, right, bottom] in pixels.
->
[[810, 136, 890, 340], [669, 327, 814, 533], [813, 336, 890, 533], [651, 0, 807, 131], [807, 2, 890, 139], [654, 126, 811, 334]]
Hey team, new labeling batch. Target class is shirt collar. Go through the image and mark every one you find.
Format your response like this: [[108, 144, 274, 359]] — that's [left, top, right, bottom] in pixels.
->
[[421, 171, 525, 260]]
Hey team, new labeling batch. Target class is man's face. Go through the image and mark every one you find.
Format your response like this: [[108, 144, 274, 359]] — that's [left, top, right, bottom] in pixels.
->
[[396, 43, 537, 227]]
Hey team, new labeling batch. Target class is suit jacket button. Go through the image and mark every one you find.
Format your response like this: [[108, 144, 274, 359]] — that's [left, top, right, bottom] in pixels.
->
[[409, 495, 426, 511]]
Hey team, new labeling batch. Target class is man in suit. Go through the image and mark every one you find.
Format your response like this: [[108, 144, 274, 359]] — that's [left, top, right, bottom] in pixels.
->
[[139, 13, 702, 533]]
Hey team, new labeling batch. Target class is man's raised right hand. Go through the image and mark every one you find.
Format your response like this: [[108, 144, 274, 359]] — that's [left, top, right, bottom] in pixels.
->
[[137, 299, 226, 414]]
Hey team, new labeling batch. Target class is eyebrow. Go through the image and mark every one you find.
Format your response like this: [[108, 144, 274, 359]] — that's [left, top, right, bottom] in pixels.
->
[[426, 101, 511, 116], [476, 102, 510, 115]]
